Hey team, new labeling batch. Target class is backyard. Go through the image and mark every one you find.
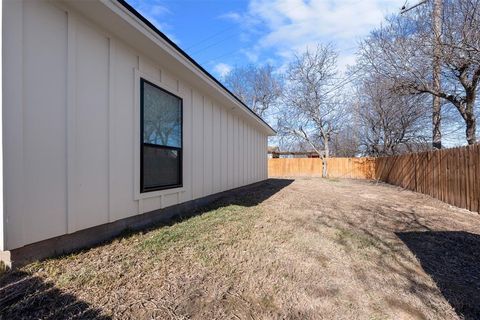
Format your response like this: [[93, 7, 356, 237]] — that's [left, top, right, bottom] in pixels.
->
[[1, 177, 480, 320]]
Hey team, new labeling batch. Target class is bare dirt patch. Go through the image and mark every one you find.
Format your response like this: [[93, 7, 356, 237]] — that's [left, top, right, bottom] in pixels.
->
[[1, 178, 480, 320]]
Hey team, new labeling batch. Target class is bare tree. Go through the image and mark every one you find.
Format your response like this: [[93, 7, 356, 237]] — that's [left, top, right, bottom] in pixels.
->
[[358, 0, 480, 145], [353, 74, 430, 156], [224, 64, 282, 117], [329, 127, 360, 157], [277, 44, 343, 177]]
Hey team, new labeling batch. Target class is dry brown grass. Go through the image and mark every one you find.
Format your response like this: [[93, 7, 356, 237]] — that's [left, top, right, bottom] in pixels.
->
[[1, 178, 480, 320]]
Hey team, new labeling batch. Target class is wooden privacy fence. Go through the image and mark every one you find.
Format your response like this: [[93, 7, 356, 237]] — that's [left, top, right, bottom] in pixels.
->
[[268, 144, 480, 214], [327, 157, 376, 179], [375, 144, 480, 214], [268, 157, 376, 179]]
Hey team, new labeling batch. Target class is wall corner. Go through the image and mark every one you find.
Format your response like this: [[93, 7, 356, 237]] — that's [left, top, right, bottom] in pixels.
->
[[0, 0, 5, 252]]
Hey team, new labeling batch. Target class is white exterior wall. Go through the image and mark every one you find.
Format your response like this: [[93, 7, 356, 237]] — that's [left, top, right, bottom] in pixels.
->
[[2, 0, 270, 251], [0, 0, 4, 251]]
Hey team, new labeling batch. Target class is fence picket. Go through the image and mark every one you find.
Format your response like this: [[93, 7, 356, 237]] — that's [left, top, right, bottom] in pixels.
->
[[268, 145, 480, 214]]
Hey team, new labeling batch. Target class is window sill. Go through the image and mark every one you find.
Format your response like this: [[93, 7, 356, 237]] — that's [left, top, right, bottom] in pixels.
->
[[135, 186, 185, 200]]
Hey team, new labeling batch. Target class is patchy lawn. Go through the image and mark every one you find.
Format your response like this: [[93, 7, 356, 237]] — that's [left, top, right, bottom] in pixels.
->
[[1, 178, 480, 320]]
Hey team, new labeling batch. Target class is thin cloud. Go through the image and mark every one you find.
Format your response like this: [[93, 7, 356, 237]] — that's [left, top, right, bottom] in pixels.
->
[[213, 63, 233, 79], [219, 12, 242, 22], [225, 0, 400, 71]]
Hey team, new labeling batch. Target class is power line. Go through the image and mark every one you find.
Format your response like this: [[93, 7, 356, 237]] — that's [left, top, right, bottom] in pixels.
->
[[323, 69, 364, 95], [198, 47, 243, 65], [189, 33, 238, 55], [185, 25, 237, 50]]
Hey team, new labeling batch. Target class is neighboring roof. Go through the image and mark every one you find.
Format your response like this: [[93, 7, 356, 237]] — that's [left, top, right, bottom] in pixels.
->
[[117, 0, 276, 135], [268, 151, 322, 156]]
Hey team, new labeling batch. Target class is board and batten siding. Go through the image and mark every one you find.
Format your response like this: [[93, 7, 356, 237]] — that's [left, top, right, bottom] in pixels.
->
[[2, 0, 269, 251]]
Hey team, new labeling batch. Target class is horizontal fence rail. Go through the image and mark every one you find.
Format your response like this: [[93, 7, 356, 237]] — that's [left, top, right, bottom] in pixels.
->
[[268, 144, 480, 214]]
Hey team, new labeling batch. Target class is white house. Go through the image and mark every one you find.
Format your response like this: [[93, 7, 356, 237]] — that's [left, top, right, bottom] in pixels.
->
[[1, 0, 275, 266]]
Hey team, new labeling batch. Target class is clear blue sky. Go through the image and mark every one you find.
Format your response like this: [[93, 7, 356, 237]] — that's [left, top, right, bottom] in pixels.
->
[[127, 0, 401, 79]]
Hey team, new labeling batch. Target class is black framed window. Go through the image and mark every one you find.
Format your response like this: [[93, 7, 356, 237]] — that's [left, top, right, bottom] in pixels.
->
[[140, 78, 182, 192]]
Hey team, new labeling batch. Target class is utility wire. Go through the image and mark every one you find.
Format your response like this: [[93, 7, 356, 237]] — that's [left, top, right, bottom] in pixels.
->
[[185, 25, 237, 50], [323, 69, 364, 95], [198, 47, 243, 65], [190, 33, 238, 55]]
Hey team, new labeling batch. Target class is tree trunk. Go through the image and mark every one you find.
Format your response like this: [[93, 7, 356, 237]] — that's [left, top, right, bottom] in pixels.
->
[[431, 0, 443, 149], [322, 157, 328, 178], [464, 91, 477, 145], [432, 97, 442, 148], [322, 141, 330, 178], [465, 113, 477, 145]]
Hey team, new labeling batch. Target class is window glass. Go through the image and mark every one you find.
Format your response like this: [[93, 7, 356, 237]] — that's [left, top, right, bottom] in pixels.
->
[[142, 146, 180, 189], [143, 81, 182, 148]]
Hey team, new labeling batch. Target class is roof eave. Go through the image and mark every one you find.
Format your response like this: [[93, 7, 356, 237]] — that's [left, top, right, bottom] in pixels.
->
[[111, 0, 276, 136]]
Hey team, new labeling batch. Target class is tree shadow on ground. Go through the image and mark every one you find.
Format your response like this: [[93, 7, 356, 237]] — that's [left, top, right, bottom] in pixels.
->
[[396, 231, 480, 320], [0, 270, 110, 320]]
